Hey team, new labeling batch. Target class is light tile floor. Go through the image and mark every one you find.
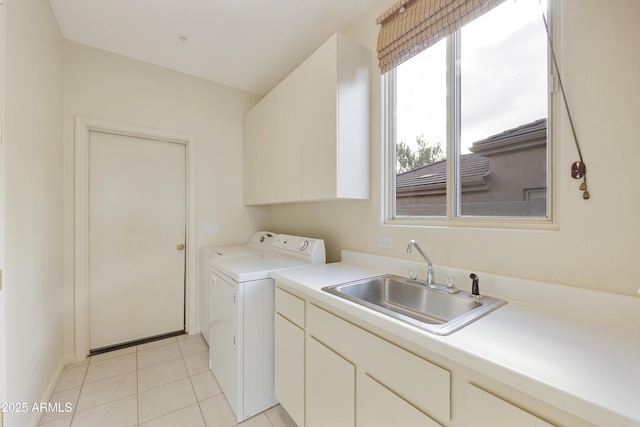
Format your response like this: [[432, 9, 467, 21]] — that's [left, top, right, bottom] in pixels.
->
[[39, 334, 297, 427]]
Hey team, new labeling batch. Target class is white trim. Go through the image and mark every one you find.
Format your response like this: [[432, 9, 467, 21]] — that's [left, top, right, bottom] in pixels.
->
[[383, 0, 559, 230], [74, 116, 197, 362], [381, 70, 396, 223], [28, 358, 68, 427]]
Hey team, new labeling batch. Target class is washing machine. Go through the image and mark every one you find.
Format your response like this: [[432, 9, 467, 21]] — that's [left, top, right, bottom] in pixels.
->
[[209, 233, 325, 422], [200, 231, 277, 344]]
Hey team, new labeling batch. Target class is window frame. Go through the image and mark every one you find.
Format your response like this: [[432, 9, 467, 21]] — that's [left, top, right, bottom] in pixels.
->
[[383, 0, 559, 230]]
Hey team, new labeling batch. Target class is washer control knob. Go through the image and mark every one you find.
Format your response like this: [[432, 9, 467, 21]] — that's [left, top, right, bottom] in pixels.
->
[[298, 240, 309, 251]]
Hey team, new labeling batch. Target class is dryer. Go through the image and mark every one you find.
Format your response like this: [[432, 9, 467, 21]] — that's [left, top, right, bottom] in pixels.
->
[[200, 231, 276, 344], [209, 234, 325, 422]]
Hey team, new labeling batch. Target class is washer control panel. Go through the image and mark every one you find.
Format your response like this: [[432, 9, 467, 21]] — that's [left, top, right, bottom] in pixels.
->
[[272, 234, 326, 264], [246, 231, 277, 250]]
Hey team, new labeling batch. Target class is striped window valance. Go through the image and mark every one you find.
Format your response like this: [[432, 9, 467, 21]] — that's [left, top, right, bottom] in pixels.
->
[[376, 0, 507, 73]]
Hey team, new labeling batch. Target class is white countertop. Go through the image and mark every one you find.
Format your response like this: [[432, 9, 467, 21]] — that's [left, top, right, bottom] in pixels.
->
[[270, 251, 640, 426]]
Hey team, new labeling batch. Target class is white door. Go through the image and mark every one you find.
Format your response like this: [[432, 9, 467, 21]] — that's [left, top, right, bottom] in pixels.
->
[[89, 131, 186, 350]]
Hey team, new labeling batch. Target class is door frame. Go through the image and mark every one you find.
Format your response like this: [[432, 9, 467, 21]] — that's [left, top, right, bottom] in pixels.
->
[[74, 116, 197, 362]]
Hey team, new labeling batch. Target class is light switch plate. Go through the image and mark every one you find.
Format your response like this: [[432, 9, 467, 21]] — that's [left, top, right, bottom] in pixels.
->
[[204, 224, 219, 235]]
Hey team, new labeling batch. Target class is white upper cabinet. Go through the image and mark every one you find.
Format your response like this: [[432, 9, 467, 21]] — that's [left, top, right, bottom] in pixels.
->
[[244, 33, 370, 205]]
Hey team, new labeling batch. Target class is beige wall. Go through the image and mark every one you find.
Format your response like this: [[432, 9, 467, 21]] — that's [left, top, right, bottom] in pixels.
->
[[62, 41, 269, 359], [3, 1, 64, 426], [2, 1, 638, 424], [266, 0, 640, 297], [3, 12, 270, 421]]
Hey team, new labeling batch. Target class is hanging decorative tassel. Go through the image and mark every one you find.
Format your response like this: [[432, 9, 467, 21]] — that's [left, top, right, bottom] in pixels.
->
[[571, 161, 589, 199]]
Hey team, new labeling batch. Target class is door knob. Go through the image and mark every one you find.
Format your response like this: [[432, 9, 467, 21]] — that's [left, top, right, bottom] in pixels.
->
[[176, 243, 185, 251]]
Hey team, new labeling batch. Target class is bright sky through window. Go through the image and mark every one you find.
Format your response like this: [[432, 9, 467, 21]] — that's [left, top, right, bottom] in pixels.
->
[[392, 0, 550, 219], [396, 0, 548, 155]]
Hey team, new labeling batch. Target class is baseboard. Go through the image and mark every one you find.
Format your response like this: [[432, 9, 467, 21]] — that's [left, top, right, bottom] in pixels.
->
[[28, 356, 71, 427]]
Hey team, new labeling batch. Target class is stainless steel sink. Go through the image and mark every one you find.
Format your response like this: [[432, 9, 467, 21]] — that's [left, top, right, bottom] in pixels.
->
[[322, 274, 506, 335]]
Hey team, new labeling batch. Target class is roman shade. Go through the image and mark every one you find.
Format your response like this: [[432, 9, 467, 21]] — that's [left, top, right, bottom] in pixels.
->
[[376, 0, 507, 73]]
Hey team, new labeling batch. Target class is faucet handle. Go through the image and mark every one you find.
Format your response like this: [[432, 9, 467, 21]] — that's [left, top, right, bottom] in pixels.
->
[[446, 276, 456, 289]]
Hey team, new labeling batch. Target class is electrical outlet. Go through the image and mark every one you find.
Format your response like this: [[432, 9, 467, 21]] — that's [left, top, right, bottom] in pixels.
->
[[379, 237, 394, 249]]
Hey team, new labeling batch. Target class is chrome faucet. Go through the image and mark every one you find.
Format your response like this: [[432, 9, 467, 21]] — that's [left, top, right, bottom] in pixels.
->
[[407, 240, 459, 293], [406, 240, 435, 284]]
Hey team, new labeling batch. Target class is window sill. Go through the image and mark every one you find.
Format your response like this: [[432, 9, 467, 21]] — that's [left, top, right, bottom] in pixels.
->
[[385, 216, 559, 231]]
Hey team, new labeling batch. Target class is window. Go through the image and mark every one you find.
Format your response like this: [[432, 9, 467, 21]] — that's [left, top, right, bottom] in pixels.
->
[[386, 0, 552, 223]]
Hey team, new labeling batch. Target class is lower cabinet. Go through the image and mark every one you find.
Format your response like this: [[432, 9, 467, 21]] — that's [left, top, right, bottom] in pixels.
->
[[274, 288, 306, 427], [306, 337, 355, 427], [307, 303, 449, 426], [274, 314, 304, 427], [274, 284, 596, 427], [275, 284, 449, 427]]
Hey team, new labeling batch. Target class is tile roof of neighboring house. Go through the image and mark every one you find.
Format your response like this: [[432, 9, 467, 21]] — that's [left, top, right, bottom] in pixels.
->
[[396, 118, 546, 189], [470, 118, 547, 152], [396, 154, 489, 188]]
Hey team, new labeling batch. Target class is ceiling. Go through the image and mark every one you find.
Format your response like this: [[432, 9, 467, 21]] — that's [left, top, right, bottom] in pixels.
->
[[49, 0, 380, 95]]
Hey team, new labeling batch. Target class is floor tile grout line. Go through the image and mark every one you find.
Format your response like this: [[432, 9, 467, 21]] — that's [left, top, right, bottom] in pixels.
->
[[137, 357, 183, 372], [67, 355, 90, 426], [68, 352, 138, 425], [41, 335, 214, 426], [184, 352, 208, 425], [136, 353, 205, 426], [70, 389, 138, 421]]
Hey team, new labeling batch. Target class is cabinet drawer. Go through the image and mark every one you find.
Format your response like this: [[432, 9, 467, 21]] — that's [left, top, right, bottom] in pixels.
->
[[308, 304, 450, 424], [275, 287, 305, 328]]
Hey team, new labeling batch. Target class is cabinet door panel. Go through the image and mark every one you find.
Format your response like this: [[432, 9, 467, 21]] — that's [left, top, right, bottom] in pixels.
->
[[243, 33, 369, 205], [466, 384, 554, 427], [244, 88, 301, 205], [244, 97, 273, 204], [274, 314, 304, 427], [300, 36, 337, 201], [307, 336, 355, 427], [335, 34, 370, 199], [308, 304, 450, 424], [358, 374, 442, 427], [271, 86, 302, 202]]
